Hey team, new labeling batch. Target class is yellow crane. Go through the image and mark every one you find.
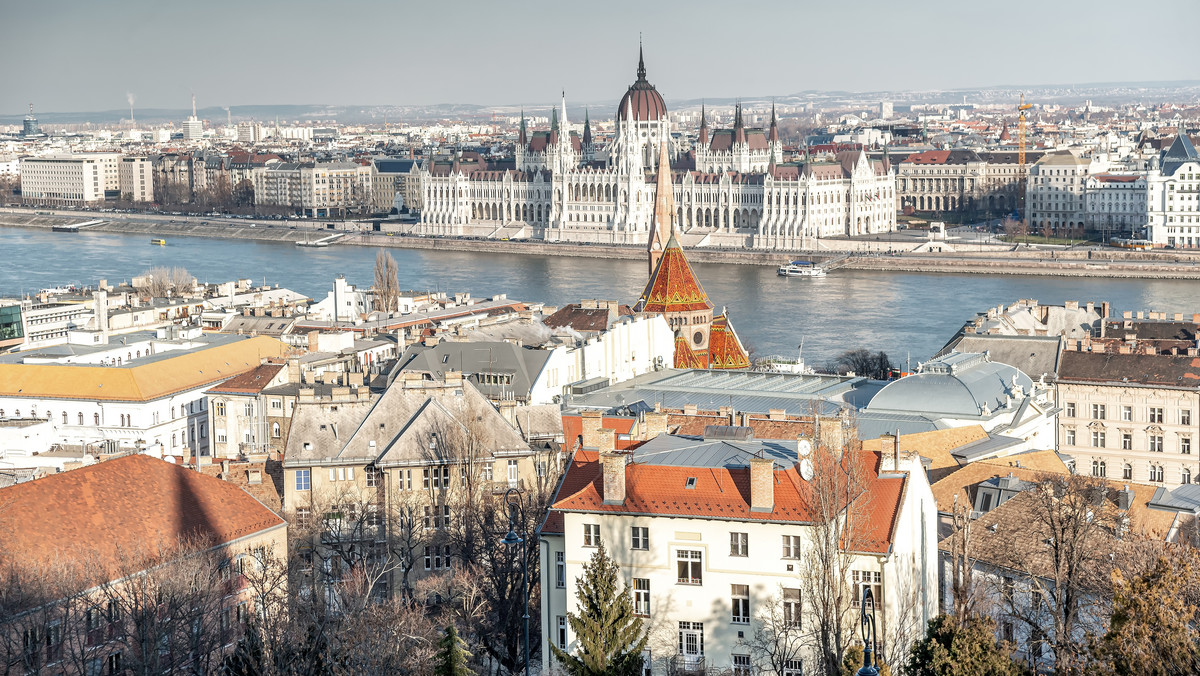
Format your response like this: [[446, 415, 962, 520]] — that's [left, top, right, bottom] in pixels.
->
[[1018, 93, 1033, 223]]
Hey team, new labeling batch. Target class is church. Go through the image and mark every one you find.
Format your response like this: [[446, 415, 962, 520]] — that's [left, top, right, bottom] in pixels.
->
[[415, 47, 896, 250]]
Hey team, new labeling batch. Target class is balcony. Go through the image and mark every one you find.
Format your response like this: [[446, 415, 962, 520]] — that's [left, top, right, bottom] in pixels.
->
[[668, 655, 707, 676]]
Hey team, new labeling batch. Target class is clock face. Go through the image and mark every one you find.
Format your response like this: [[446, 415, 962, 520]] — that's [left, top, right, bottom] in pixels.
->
[[798, 439, 812, 457]]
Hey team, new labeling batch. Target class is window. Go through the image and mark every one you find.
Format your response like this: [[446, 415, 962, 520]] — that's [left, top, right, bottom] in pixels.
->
[[782, 535, 801, 559], [1150, 464, 1165, 483], [106, 652, 122, 675], [1065, 429, 1075, 446], [852, 570, 882, 608], [1091, 403, 1106, 420], [243, 403, 253, 417], [1091, 431, 1106, 448], [1150, 407, 1164, 423], [731, 584, 750, 623], [1184, 437, 1193, 455], [730, 532, 748, 557], [1091, 460, 1106, 477], [1184, 468, 1193, 485], [507, 459, 519, 487], [272, 422, 281, 438], [634, 578, 650, 616], [215, 402, 226, 416], [295, 469, 311, 491], [583, 523, 600, 547], [631, 526, 649, 550], [1150, 435, 1164, 452], [557, 616, 568, 650], [1122, 405, 1132, 422], [1122, 433, 1133, 450], [676, 549, 703, 585], [677, 622, 704, 664], [783, 587, 802, 627], [365, 466, 380, 487], [1123, 463, 1133, 480], [1184, 409, 1193, 426], [295, 507, 310, 529], [481, 464, 493, 482], [784, 659, 804, 676], [733, 653, 752, 676], [555, 551, 565, 588], [1065, 402, 1075, 418]]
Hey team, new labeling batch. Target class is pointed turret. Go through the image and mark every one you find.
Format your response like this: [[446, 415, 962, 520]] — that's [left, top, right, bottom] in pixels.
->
[[647, 140, 674, 276], [560, 91, 569, 133], [518, 110, 527, 146], [582, 108, 592, 145], [768, 101, 779, 143], [637, 40, 647, 81], [734, 103, 747, 145], [699, 103, 709, 146], [549, 106, 559, 144]]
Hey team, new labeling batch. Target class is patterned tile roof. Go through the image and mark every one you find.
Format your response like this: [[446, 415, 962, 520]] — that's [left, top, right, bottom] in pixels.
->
[[637, 234, 714, 314], [707, 313, 750, 370], [673, 335, 707, 369]]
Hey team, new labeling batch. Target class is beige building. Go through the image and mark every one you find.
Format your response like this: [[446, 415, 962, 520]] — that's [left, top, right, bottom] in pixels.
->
[[282, 373, 551, 600], [1027, 151, 1096, 235], [118, 156, 154, 203], [1057, 340, 1200, 488], [370, 158, 420, 212], [19, 153, 120, 205], [254, 161, 373, 217]]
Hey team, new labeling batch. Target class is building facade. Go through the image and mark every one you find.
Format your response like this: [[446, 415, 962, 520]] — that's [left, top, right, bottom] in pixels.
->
[[1147, 133, 1200, 247], [20, 154, 120, 206], [415, 49, 895, 249], [254, 161, 373, 217], [118, 156, 154, 203]]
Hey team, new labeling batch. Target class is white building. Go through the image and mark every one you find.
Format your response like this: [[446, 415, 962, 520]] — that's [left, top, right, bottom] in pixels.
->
[[20, 153, 121, 205], [416, 48, 896, 249], [1083, 173, 1147, 239], [119, 156, 154, 203], [1147, 133, 1200, 247], [0, 334, 288, 460], [540, 415, 938, 675], [1026, 150, 1095, 234]]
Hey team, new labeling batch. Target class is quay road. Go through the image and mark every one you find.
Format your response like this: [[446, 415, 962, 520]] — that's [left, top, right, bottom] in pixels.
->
[[5, 206, 1200, 279]]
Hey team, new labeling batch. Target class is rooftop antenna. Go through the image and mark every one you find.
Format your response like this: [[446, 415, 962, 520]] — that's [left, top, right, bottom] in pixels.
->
[[191, 93, 197, 119]]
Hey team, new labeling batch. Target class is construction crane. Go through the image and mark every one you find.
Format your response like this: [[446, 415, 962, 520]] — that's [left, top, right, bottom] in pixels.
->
[[1018, 93, 1033, 223]]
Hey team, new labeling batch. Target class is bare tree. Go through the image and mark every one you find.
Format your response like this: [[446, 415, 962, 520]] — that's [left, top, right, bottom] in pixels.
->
[[139, 266, 192, 298], [799, 416, 874, 676], [1002, 216, 1027, 242], [372, 250, 400, 315], [739, 584, 806, 676]]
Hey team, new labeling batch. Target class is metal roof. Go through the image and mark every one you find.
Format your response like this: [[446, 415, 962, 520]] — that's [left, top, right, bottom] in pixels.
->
[[629, 433, 798, 469]]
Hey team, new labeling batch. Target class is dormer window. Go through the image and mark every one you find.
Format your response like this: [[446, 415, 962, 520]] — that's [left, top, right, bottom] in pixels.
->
[[685, 477, 697, 489]]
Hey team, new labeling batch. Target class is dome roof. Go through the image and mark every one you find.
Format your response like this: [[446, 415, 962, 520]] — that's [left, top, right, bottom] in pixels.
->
[[865, 352, 1033, 418], [618, 47, 667, 122]]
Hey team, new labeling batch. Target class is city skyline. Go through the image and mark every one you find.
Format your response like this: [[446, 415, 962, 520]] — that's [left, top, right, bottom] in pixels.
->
[[7, 0, 1199, 114]]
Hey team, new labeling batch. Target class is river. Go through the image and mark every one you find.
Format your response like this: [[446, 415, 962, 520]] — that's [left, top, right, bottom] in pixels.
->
[[4, 226, 1199, 366]]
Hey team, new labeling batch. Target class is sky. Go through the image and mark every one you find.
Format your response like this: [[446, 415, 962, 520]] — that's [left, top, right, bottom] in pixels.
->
[[5, 0, 1199, 114]]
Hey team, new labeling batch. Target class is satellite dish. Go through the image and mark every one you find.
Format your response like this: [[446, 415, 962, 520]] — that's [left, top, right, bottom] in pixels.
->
[[800, 458, 814, 481], [798, 439, 812, 457]]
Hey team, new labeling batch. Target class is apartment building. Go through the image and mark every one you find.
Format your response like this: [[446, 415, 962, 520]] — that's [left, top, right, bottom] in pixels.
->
[[20, 153, 120, 205], [118, 156, 154, 203], [540, 413, 937, 675], [281, 373, 552, 599], [1026, 150, 1094, 234], [254, 161, 372, 217], [0, 454, 287, 675], [1147, 132, 1200, 247]]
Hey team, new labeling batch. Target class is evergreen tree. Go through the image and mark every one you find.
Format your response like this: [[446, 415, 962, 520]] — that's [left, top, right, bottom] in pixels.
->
[[433, 625, 473, 676], [905, 615, 1028, 676], [550, 542, 648, 676], [841, 644, 892, 676]]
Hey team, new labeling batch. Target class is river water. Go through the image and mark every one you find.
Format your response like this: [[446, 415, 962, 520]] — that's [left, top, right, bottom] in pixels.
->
[[4, 227, 1199, 366]]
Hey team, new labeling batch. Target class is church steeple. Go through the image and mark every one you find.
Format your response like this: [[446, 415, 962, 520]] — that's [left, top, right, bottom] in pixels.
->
[[582, 108, 592, 145], [768, 101, 779, 143], [647, 140, 674, 276], [637, 39, 646, 81], [518, 109, 527, 146], [699, 103, 708, 146], [734, 102, 746, 145]]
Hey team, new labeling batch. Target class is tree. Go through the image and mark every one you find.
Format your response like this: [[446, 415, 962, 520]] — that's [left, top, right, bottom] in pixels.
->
[[739, 584, 805, 676], [139, 266, 192, 298], [831, 349, 892, 379], [905, 615, 1028, 676], [1090, 552, 1200, 676], [433, 625, 472, 676], [221, 620, 266, 676], [1002, 216, 1027, 242], [841, 644, 892, 676], [551, 542, 647, 676], [373, 250, 400, 314]]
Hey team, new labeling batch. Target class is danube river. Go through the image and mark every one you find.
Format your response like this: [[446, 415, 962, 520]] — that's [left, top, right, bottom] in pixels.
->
[[5, 227, 1199, 366]]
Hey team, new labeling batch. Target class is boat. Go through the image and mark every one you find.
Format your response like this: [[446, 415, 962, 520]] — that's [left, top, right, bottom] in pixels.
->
[[295, 240, 329, 248], [777, 261, 827, 277], [150, 238, 166, 246]]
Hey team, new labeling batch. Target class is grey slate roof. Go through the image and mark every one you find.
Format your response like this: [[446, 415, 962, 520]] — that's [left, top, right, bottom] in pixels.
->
[[938, 334, 1063, 380], [1161, 133, 1199, 177], [396, 341, 552, 402], [629, 433, 799, 470]]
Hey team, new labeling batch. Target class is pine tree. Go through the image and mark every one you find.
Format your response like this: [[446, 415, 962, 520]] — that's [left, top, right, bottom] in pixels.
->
[[905, 614, 1029, 676], [433, 625, 473, 676], [550, 542, 648, 676]]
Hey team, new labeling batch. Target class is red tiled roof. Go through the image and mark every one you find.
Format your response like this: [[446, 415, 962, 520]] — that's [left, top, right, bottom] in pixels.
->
[[207, 362, 284, 394], [0, 455, 285, 581], [707, 314, 750, 370], [904, 150, 951, 165], [549, 448, 904, 553], [637, 235, 714, 314], [560, 414, 638, 452], [674, 335, 707, 369]]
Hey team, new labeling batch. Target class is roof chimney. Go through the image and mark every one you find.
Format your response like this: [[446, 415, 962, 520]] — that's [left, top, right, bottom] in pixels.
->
[[581, 410, 604, 448], [1118, 485, 1133, 511], [642, 409, 668, 440], [879, 433, 898, 472], [600, 449, 626, 505], [818, 416, 845, 452], [749, 456, 775, 513]]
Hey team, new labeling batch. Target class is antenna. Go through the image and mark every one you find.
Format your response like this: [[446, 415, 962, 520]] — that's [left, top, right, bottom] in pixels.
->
[[191, 93, 197, 118]]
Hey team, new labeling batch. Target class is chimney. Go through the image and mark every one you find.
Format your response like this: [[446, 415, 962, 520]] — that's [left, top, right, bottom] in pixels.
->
[[768, 408, 786, 421], [1118, 485, 1133, 511], [347, 372, 364, 387], [600, 448, 626, 505], [749, 456, 775, 513], [94, 290, 109, 335], [642, 409, 668, 440], [819, 417, 845, 452], [1101, 302, 1110, 318], [307, 330, 320, 352], [683, 404, 698, 416], [879, 433, 898, 472], [444, 371, 464, 388], [581, 410, 604, 448], [498, 398, 517, 425]]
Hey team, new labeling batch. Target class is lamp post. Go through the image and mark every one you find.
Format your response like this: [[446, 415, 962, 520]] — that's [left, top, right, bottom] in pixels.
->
[[500, 487, 531, 676], [857, 586, 880, 676]]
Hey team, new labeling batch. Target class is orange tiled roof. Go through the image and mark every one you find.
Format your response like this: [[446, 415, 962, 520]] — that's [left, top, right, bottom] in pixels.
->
[[549, 448, 904, 553], [707, 313, 750, 369], [560, 414, 638, 451], [207, 362, 285, 395], [637, 234, 714, 314], [0, 455, 285, 581], [673, 335, 707, 369]]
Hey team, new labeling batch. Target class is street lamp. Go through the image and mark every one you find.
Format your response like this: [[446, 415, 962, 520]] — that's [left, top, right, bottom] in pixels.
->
[[857, 586, 880, 676], [500, 487, 531, 676]]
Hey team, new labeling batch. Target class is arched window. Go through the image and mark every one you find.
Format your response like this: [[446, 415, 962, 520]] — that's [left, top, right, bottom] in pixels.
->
[[62, 412, 68, 424], [94, 413, 100, 425], [1183, 468, 1192, 485], [172, 434, 177, 448], [272, 422, 281, 438], [78, 412, 84, 425]]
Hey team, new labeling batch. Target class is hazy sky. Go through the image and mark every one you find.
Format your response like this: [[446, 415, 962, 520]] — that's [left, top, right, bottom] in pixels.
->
[[7, 0, 1199, 114]]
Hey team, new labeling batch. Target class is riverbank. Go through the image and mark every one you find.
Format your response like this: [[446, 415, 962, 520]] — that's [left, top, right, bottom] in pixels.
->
[[7, 212, 1200, 279]]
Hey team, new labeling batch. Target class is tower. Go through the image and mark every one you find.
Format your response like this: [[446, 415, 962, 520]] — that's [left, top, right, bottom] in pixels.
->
[[647, 140, 673, 276]]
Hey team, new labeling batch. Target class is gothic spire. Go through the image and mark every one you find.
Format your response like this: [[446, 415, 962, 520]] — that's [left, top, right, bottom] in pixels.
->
[[699, 103, 708, 146], [637, 39, 646, 81], [582, 107, 592, 145], [769, 101, 779, 143], [518, 109, 527, 146]]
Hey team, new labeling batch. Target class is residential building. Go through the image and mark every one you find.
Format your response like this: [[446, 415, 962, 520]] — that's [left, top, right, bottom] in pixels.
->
[[540, 414, 938, 675], [370, 157, 420, 212], [1147, 132, 1200, 247], [118, 156, 154, 203], [1083, 173, 1147, 240], [1026, 151, 1094, 235], [254, 161, 372, 217], [0, 454, 287, 675], [206, 361, 291, 459], [0, 334, 289, 460]]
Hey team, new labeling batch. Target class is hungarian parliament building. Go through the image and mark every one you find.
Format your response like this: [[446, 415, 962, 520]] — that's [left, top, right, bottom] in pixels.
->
[[414, 49, 896, 249]]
